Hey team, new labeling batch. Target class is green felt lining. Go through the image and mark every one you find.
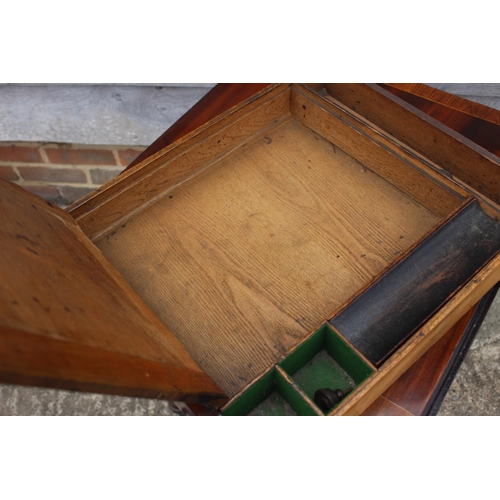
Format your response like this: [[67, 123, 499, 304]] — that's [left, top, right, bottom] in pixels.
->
[[221, 366, 319, 416], [280, 324, 375, 413], [222, 324, 375, 416]]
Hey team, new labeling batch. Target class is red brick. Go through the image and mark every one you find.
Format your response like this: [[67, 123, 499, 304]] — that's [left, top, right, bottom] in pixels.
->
[[90, 168, 123, 185], [22, 184, 61, 202], [0, 165, 19, 181], [59, 186, 95, 205], [0, 145, 43, 163], [118, 148, 146, 166], [45, 147, 116, 166], [18, 166, 87, 183]]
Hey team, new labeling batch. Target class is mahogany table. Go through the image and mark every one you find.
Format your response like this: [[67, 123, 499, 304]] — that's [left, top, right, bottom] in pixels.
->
[[127, 83, 500, 416]]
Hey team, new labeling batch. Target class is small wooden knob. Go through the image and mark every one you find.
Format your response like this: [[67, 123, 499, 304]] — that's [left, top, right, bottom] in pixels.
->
[[314, 388, 350, 413]]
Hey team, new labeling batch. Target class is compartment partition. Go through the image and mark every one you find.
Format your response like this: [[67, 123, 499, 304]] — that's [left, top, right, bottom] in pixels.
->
[[222, 324, 375, 416], [221, 366, 321, 416], [331, 200, 500, 366]]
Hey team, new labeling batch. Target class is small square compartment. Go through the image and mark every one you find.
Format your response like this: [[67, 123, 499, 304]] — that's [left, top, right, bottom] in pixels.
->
[[221, 366, 319, 416], [279, 324, 375, 414]]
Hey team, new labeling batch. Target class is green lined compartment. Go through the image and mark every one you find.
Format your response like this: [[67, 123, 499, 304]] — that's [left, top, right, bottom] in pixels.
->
[[279, 324, 374, 414], [221, 366, 319, 416]]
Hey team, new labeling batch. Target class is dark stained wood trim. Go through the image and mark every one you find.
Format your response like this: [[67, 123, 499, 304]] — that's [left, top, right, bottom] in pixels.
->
[[0, 326, 227, 406], [361, 396, 414, 416], [366, 284, 499, 416], [331, 200, 500, 366], [378, 84, 500, 157], [424, 282, 500, 415], [323, 83, 500, 205], [370, 304, 477, 415], [381, 83, 500, 125], [127, 84, 271, 169]]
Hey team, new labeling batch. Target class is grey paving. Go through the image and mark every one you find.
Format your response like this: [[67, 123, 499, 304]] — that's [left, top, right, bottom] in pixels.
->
[[0, 385, 177, 416], [0, 84, 213, 145], [426, 83, 500, 109]]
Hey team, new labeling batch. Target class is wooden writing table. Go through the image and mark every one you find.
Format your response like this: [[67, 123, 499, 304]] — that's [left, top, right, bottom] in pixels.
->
[[125, 83, 500, 416], [2, 83, 498, 415]]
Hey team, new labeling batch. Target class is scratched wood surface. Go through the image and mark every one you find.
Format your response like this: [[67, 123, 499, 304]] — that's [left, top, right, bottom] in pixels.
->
[[95, 118, 441, 396], [0, 179, 224, 403]]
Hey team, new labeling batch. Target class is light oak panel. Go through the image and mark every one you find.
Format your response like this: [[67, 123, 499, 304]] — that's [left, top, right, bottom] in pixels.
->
[[290, 86, 464, 218], [0, 179, 224, 403], [96, 119, 441, 396], [70, 85, 289, 240]]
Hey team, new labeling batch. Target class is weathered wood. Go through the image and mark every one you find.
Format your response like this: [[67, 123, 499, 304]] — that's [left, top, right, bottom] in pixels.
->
[[323, 84, 500, 205], [140, 83, 499, 416], [0, 326, 225, 405], [0, 179, 225, 404], [128, 83, 271, 168], [69, 85, 288, 240], [331, 200, 500, 366], [95, 118, 441, 397], [290, 85, 465, 218], [4, 83, 499, 415]]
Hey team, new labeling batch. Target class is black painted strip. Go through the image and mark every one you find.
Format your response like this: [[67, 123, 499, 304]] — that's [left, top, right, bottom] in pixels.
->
[[330, 201, 500, 367]]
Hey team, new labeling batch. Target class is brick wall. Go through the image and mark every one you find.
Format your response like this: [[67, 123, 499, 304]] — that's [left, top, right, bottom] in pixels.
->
[[0, 142, 146, 207]]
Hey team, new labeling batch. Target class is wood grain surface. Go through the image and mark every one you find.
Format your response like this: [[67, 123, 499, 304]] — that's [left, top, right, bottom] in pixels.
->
[[96, 118, 441, 396], [0, 326, 225, 405], [361, 396, 413, 416], [69, 85, 288, 240], [129, 83, 498, 415], [379, 84, 500, 157], [0, 179, 224, 403], [332, 251, 500, 415], [374, 303, 478, 415], [128, 84, 271, 168], [290, 86, 464, 218], [383, 84, 500, 126], [323, 84, 500, 205]]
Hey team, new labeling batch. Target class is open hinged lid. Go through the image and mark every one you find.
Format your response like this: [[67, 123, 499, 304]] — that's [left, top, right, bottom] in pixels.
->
[[0, 180, 226, 405]]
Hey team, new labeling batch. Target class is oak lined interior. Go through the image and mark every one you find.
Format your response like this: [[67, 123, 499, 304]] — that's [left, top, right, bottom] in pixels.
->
[[95, 119, 445, 396]]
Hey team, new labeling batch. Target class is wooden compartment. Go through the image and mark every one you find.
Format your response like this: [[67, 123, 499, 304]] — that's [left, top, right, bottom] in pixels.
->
[[221, 366, 320, 416], [91, 116, 450, 398], [279, 324, 374, 415], [2, 83, 500, 415]]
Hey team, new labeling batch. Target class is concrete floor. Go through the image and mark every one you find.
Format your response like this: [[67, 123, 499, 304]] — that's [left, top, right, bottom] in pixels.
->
[[0, 385, 178, 416], [1, 83, 499, 416]]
